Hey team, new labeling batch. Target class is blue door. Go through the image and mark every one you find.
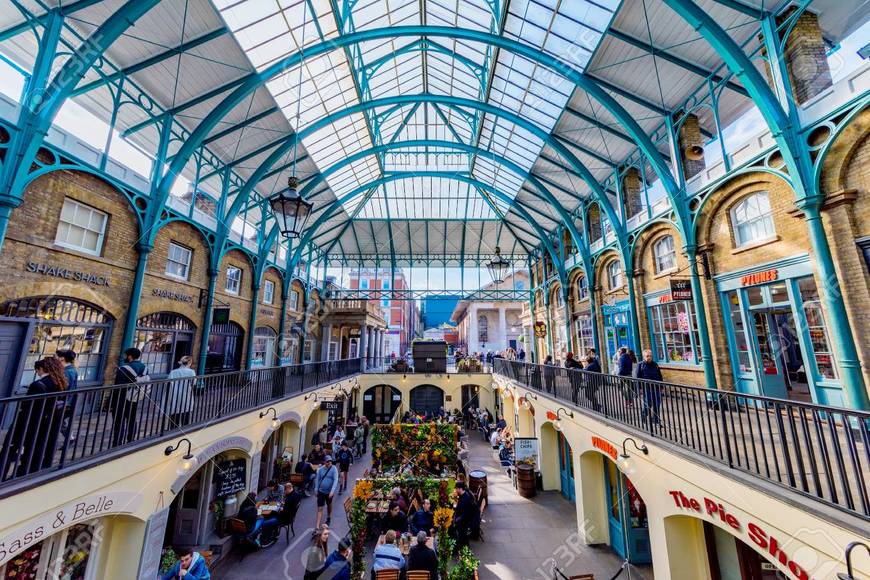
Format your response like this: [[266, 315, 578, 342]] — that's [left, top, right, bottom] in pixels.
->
[[558, 433, 575, 502], [603, 458, 651, 564], [602, 302, 632, 367]]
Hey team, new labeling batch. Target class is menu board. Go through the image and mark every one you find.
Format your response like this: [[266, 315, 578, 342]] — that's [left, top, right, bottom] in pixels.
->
[[215, 459, 247, 498], [514, 437, 539, 470], [137, 507, 170, 580]]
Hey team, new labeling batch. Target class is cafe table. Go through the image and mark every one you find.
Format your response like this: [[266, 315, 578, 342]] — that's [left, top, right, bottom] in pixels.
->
[[257, 502, 282, 516]]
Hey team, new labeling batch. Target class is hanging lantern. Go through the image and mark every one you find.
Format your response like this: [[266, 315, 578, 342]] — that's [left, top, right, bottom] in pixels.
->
[[269, 176, 313, 238], [486, 246, 510, 284]]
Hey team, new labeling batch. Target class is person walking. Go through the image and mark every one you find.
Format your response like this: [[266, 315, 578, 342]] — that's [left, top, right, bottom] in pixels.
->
[[616, 347, 636, 409], [2, 358, 68, 478], [636, 349, 664, 426], [166, 355, 196, 429], [314, 455, 339, 528], [564, 352, 582, 404], [451, 481, 479, 549], [543, 354, 555, 393], [582, 350, 602, 411], [110, 348, 150, 447], [335, 441, 354, 493]]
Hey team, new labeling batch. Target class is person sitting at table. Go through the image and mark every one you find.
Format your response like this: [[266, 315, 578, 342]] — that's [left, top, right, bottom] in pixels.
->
[[489, 427, 500, 449], [261, 479, 283, 503], [281, 482, 305, 525], [407, 531, 439, 580], [309, 443, 326, 464], [295, 454, 316, 495], [239, 493, 279, 546], [409, 498, 434, 535], [389, 487, 408, 513], [372, 530, 405, 579], [499, 440, 515, 467], [380, 501, 408, 535]]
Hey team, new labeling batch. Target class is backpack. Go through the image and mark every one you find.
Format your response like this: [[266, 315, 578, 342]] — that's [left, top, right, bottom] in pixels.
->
[[120, 365, 151, 402]]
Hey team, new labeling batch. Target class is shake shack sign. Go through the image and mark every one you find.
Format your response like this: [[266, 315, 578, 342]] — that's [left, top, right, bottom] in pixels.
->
[[152, 288, 194, 303], [26, 260, 109, 286]]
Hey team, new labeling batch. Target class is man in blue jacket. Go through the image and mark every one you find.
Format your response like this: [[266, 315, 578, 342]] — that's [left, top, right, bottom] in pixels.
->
[[161, 547, 210, 579], [636, 349, 664, 425], [314, 455, 339, 529], [322, 538, 353, 580]]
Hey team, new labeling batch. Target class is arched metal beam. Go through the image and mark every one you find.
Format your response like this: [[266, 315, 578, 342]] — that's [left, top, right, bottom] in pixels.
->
[[158, 26, 681, 236], [289, 170, 564, 274], [217, 94, 619, 260]]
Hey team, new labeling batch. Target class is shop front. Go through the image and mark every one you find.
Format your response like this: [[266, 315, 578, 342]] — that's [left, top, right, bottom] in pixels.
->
[[601, 301, 633, 366], [603, 457, 651, 564], [643, 291, 703, 367], [251, 326, 277, 368], [206, 321, 244, 373], [557, 431, 575, 502], [135, 312, 196, 377], [716, 255, 842, 406], [573, 308, 594, 356], [0, 519, 103, 579], [0, 296, 114, 396]]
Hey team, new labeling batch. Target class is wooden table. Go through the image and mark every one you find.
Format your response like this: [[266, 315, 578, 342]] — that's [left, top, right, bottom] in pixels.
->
[[376, 534, 435, 556], [365, 499, 391, 514], [257, 503, 281, 516]]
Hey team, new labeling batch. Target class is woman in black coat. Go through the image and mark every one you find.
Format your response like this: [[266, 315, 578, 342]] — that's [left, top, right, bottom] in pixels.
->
[[2, 358, 68, 479]]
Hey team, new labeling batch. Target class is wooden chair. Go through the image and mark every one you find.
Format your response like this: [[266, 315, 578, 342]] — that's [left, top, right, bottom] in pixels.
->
[[375, 570, 401, 580], [343, 496, 354, 526], [476, 495, 487, 543], [200, 550, 213, 570], [280, 504, 299, 545], [289, 473, 304, 486], [407, 571, 431, 580]]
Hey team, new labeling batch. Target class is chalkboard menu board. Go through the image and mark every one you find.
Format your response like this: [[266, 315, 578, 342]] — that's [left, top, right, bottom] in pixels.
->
[[215, 458, 247, 498]]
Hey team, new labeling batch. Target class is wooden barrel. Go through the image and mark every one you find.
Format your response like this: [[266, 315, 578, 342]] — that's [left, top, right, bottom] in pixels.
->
[[517, 464, 536, 498], [469, 470, 488, 500]]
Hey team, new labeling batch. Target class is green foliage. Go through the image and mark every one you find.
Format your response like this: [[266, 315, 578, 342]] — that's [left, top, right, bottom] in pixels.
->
[[448, 546, 480, 580], [159, 548, 177, 574]]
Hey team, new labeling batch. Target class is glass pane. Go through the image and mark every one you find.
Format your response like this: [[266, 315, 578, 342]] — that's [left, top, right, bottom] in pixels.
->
[[769, 282, 788, 304], [746, 286, 764, 306]]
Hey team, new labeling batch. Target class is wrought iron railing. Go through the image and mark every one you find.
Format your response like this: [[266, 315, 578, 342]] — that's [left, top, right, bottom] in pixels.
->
[[0, 359, 360, 489], [493, 359, 870, 520]]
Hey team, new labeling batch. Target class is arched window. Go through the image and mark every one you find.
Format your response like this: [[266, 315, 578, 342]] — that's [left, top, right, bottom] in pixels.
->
[[653, 235, 677, 273], [607, 261, 623, 290], [252, 326, 278, 368], [135, 312, 196, 376], [576, 276, 589, 301], [731, 191, 775, 247], [478, 315, 488, 343]]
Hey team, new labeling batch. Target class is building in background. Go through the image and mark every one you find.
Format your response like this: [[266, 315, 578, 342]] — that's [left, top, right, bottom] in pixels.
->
[[452, 271, 528, 355], [348, 268, 420, 358]]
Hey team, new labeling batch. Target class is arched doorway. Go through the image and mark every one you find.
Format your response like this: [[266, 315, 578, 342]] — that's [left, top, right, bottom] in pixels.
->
[[409, 384, 445, 415], [206, 321, 244, 373], [363, 385, 402, 423], [135, 312, 196, 377], [252, 326, 277, 368], [603, 456, 651, 564], [461, 384, 480, 412], [557, 432, 575, 501]]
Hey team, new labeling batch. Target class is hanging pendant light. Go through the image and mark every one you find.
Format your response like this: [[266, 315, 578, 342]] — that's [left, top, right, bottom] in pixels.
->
[[269, 175, 313, 238], [486, 246, 510, 284]]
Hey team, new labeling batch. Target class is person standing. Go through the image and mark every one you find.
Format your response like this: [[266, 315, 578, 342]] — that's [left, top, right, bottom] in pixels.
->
[[616, 347, 636, 408], [166, 355, 196, 429], [335, 441, 354, 493], [111, 348, 150, 447], [361, 417, 370, 454], [452, 481, 479, 549], [55, 350, 78, 445], [636, 349, 664, 425], [3, 358, 68, 477], [582, 351, 602, 411], [320, 537, 352, 580], [314, 455, 339, 528], [543, 354, 555, 393], [160, 547, 210, 579], [304, 525, 331, 580]]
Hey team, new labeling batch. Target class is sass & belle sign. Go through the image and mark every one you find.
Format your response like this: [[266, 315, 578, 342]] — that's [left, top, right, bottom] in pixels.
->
[[668, 489, 810, 580], [25, 260, 109, 286], [0, 491, 142, 566]]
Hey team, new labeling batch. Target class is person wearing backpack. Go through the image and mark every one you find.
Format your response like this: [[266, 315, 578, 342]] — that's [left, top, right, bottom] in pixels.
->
[[110, 348, 150, 447]]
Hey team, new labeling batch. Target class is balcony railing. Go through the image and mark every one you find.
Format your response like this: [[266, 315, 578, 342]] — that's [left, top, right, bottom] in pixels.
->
[[493, 359, 870, 520], [0, 359, 360, 492]]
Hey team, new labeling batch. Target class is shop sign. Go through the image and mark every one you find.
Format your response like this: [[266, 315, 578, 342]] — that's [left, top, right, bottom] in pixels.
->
[[668, 489, 809, 580], [669, 278, 692, 301], [213, 307, 231, 324], [258, 307, 275, 317], [591, 436, 618, 461], [0, 491, 142, 566], [534, 321, 547, 338], [514, 437, 539, 469], [658, 295, 673, 304], [152, 287, 194, 303], [215, 458, 247, 498], [741, 269, 778, 287], [25, 260, 109, 286], [320, 401, 341, 411], [546, 410, 558, 422]]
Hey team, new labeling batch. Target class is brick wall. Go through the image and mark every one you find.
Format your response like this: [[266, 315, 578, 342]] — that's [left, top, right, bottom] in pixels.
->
[[677, 113, 706, 180], [781, 10, 833, 105], [258, 267, 284, 332], [215, 249, 254, 361]]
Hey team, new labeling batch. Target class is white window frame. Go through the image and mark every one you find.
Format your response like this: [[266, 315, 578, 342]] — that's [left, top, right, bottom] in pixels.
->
[[165, 241, 192, 280], [731, 191, 776, 247], [653, 235, 677, 274], [225, 266, 242, 295], [263, 280, 275, 305], [289, 289, 300, 311], [608, 261, 623, 290], [55, 198, 108, 256], [576, 276, 589, 301]]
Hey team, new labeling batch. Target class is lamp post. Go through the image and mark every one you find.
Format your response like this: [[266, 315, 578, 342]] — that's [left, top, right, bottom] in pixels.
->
[[269, 176, 313, 238]]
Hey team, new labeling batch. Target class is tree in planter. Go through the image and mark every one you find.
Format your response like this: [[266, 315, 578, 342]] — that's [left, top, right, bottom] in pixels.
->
[[448, 546, 480, 580]]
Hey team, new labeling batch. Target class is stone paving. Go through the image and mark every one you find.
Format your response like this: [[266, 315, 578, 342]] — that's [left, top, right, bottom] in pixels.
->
[[215, 432, 653, 580]]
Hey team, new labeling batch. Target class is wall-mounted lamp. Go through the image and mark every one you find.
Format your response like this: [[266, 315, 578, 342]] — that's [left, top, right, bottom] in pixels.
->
[[837, 542, 869, 580], [164, 438, 197, 476], [521, 392, 537, 410], [260, 407, 280, 430], [402, 374, 407, 382], [619, 437, 649, 473], [304, 392, 320, 411], [553, 407, 574, 431]]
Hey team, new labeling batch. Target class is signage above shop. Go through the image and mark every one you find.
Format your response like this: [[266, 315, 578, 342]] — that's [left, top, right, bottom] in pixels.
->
[[152, 288, 193, 303], [320, 401, 341, 411], [534, 321, 547, 338], [26, 260, 109, 286], [258, 307, 275, 318], [741, 269, 778, 287], [213, 307, 230, 324], [592, 436, 618, 461], [546, 410, 558, 422], [669, 278, 692, 301]]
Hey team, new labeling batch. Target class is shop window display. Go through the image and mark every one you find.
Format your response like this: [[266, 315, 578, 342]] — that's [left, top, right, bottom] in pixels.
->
[[648, 301, 701, 364], [0, 521, 100, 579]]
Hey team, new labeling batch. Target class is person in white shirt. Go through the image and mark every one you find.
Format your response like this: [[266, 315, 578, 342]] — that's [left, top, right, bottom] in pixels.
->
[[166, 356, 196, 428]]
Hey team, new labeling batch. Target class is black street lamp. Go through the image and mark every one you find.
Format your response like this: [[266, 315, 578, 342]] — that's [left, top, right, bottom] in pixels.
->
[[269, 176, 313, 238], [486, 246, 510, 284]]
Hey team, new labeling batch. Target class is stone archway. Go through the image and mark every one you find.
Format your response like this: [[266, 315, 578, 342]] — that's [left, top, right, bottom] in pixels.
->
[[409, 384, 445, 415], [362, 384, 402, 423]]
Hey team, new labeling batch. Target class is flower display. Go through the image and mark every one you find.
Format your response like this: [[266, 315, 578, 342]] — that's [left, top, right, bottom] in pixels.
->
[[433, 506, 454, 530], [370, 423, 459, 475]]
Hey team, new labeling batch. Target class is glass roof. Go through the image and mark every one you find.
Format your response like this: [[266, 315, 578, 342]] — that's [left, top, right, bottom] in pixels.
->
[[215, 0, 617, 220]]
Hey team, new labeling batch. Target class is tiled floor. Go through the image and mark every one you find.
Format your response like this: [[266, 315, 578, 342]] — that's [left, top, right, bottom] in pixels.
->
[[215, 433, 653, 580]]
